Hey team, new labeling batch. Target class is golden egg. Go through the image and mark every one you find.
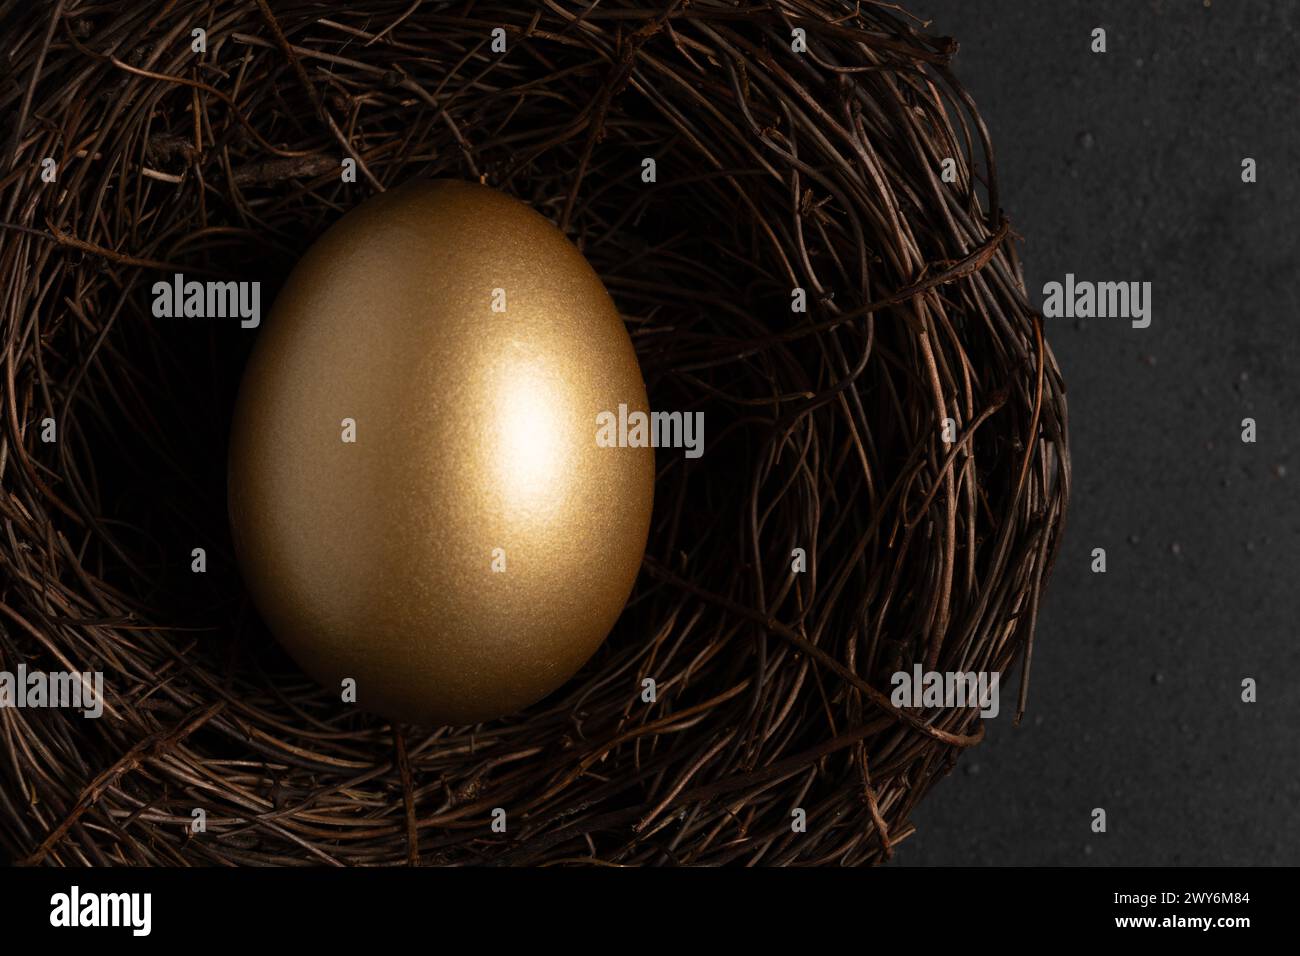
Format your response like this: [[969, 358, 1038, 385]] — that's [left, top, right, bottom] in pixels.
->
[[228, 180, 654, 726]]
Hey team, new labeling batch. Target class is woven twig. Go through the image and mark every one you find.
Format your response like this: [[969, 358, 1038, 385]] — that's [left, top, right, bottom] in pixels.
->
[[0, 0, 1069, 866]]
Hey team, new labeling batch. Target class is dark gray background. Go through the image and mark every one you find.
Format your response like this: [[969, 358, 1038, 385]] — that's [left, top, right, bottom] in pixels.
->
[[896, 0, 1300, 866]]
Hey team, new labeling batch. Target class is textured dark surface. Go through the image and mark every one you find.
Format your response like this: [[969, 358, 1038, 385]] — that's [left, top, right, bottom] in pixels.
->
[[898, 0, 1300, 866]]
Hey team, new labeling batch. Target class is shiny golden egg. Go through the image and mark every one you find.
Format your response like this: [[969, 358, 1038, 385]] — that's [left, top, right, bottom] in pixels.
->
[[228, 180, 654, 726]]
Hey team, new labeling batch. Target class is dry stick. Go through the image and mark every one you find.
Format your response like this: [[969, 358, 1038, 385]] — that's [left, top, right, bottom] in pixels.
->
[[1013, 314, 1052, 723], [83, 52, 313, 161], [231, 153, 338, 187], [392, 726, 420, 865], [365, 0, 425, 47], [559, 4, 680, 232], [19, 702, 226, 865], [858, 743, 893, 860], [4, 0, 65, 176], [42, 219, 200, 273], [253, 0, 385, 191]]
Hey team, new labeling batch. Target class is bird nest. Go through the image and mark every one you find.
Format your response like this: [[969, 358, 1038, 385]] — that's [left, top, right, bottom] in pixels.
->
[[0, 0, 1069, 866]]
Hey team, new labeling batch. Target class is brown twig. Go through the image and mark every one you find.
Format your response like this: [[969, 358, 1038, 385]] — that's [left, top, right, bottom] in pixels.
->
[[0, 0, 1068, 868]]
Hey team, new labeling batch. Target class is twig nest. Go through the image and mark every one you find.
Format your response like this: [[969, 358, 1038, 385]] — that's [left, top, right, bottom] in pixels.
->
[[0, 0, 1068, 866]]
